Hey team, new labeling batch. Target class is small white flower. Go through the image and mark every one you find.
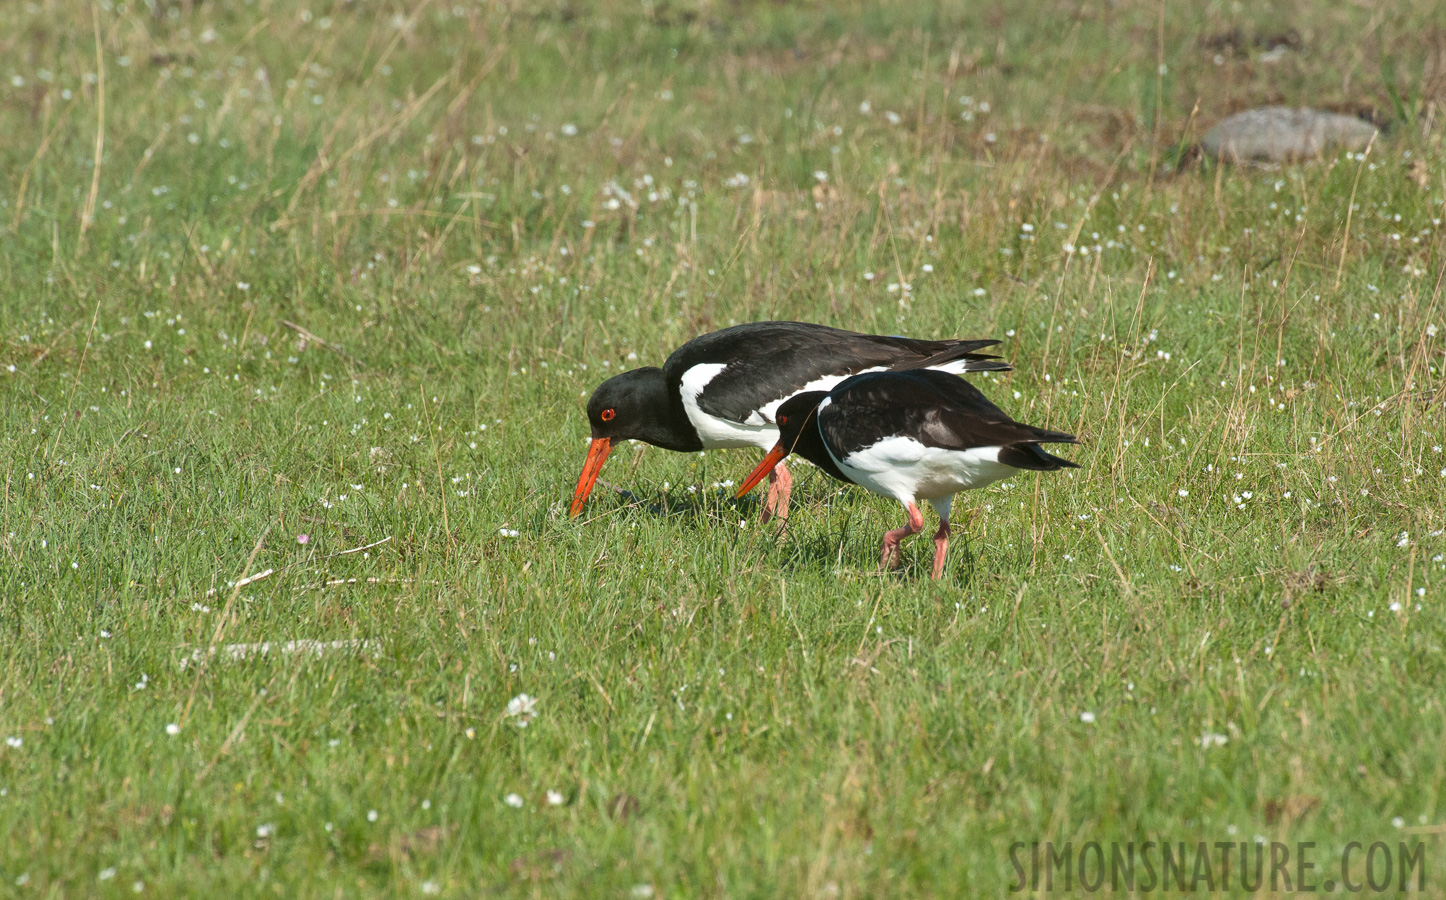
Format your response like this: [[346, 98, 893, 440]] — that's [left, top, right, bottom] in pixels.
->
[[631, 886, 655, 899], [1079, 711, 1096, 724], [1393, 816, 1405, 828], [505, 693, 538, 727], [165, 723, 180, 736], [236, 282, 250, 291], [1200, 732, 1228, 749], [4, 736, 20, 749], [546, 790, 565, 806], [100, 868, 117, 881], [1389, 602, 1402, 612], [1177, 489, 1189, 497], [813, 170, 828, 182], [504, 793, 524, 808], [367, 809, 379, 822], [256, 823, 276, 838], [560, 123, 578, 137], [422, 881, 441, 895]]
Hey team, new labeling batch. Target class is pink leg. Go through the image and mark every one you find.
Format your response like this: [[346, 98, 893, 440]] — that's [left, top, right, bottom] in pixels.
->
[[878, 503, 925, 571], [930, 518, 952, 580], [760, 460, 793, 524]]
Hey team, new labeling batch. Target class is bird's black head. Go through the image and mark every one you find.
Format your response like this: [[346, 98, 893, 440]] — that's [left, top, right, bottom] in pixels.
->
[[571, 367, 700, 518], [735, 390, 832, 498], [771, 391, 830, 462], [584, 367, 698, 450]]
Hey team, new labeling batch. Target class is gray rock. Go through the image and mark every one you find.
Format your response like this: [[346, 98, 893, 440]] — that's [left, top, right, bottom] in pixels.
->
[[1202, 107, 1379, 163]]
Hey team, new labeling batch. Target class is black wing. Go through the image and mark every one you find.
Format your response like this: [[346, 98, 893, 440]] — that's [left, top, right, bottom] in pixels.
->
[[819, 370, 1079, 460], [663, 321, 1006, 425]]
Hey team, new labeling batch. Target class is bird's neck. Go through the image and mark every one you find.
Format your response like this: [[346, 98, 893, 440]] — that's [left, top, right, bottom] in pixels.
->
[[639, 379, 703, 452], [794, 419, 854, 485]]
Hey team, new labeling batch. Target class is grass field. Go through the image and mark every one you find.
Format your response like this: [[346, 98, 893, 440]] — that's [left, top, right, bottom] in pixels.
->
[[2, 0, 1446, 896]]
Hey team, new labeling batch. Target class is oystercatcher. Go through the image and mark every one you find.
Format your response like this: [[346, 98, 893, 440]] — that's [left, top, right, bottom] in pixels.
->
[[570, 322, 1011, 521], [735, 368, 1079, 578]]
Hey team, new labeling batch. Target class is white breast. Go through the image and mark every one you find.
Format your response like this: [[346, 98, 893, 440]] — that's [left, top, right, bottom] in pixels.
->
[[827, 436, 1015, 503]]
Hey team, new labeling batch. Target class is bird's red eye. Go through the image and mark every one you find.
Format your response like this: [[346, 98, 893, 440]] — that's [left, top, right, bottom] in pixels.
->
[[777, 415, 788, 425], [601, 408, 616, 421]]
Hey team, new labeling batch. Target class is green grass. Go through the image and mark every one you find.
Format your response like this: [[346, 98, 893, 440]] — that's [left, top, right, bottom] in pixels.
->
[[2, 0, 1446, 896]]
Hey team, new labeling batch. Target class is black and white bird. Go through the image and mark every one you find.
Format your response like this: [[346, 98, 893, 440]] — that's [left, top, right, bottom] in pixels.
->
[[735, 368, 1079, 578], [570, 321, 1011, 521]]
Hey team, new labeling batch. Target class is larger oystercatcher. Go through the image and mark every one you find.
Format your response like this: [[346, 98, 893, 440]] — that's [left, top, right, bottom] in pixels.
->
[[570, 322, 1010, 521], [735, 368, 1078, 578]]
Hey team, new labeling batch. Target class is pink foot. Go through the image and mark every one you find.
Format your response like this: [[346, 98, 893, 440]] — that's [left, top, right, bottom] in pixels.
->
[[931, 518, 952, 580], [878, 503, 925, 571], [760, 460, 793, 524]]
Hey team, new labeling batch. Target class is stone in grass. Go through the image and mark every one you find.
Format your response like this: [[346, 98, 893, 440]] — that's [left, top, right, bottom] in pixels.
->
[[1202, 106, 1379, 163]]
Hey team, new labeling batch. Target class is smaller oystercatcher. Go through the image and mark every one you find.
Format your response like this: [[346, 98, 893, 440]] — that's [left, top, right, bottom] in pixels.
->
[[735, 369, 1079, 579], [570, 322, 1010, 521]]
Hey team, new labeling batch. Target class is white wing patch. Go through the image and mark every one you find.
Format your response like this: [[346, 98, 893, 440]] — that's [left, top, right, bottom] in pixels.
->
[[753, 356, 981, 422], [678, 363, 775, 450], [752, 369, 876, 423], [927, 357, 986, 376], [679, 357, 984, 452]]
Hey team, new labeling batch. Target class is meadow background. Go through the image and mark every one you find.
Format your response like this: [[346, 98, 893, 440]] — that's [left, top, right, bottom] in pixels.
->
[[2, 0, 1445, 896]]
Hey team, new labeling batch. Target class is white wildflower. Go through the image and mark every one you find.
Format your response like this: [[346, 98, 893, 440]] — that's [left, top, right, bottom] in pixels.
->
[[505, 693, 538, 727]]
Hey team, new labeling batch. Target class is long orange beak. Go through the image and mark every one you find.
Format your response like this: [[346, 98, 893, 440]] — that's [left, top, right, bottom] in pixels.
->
[[735, 444, 790, 498], [569, 437, 613, 517]]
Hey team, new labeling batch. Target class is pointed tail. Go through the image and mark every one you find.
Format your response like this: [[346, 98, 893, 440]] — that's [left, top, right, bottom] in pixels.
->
[[895, 339, 1013, 375], [998, 440, 1081, 471]]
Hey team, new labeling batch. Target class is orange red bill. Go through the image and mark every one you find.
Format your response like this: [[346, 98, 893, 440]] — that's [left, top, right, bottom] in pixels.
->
[[569, 437, 613, 517], [735, 444, 790, 498]]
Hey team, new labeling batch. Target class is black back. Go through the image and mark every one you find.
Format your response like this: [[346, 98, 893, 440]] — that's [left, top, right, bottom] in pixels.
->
[[772, 370, 1079, 477], [663, 321, 1007, 425], [820, 369, 1078, 457]]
